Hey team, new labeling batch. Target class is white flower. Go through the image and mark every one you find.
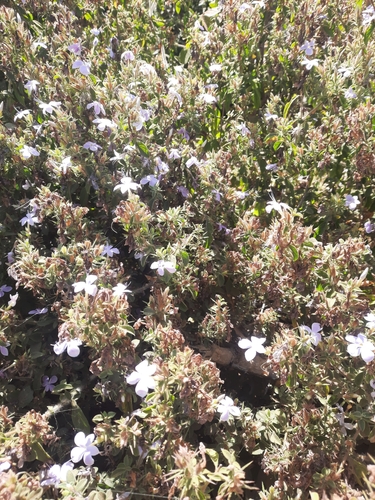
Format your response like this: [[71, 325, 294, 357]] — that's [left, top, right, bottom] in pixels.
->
[[186, 156, 200, 168], [68, 42, 81, 54], [301, 58, 320, 70], [114, 176, 140, 195], [345, 194, 360, 210], [91, 28, 101, 36], [199, 93, 217, 104], [363, 5, 375, 26], [126, 360, 157, 398], [24, 80, 39, 93], [370, 379, 375, 398], [217, 395, 241, 422], [110, 150, 125, 162], [150, 260, 176, 276], [168, 88, 182, 105], [335, 408, 354, 436], [139, 63, 156, 77], [112, 283, 131, 297], [41, 461, 74, 486], [93, 118, 117, 131], [20, 145, 40, 159], [83, 141, 102, 152], [266, 193, 291, 214], [121, 50, 135, 61], [53, 338, 82, 357], [346, 333, 375, 363], [32, 41, 47, 50], [60, 157, 72, 174], [300, 40, 315, 56], [0, 285, 12, 298], [364, 313, 375, 329], [265, 163, 278, 172], [101, 244, 120, 257], [238, 336, 266, 361], [140, 174, 158, 187], [300, 322, 322, 346], [72, 59, 91, 75], [38, 101, 61, 115], [71, 432, 99, 466], [338, 66, 353, 78], [73, 275, 98, 296], [8, 293, 18, 308], [209, 63, 222, 72], [235, 190, 249, 200], [22, 180, 31, 190], [345, 87, 357, 99], [0, 462, 11, 473], [14, 109, 31, 121], [238, 3, 251, 14], [20, 213, 39, 226], [87, 101, 105, 116], [265, 111, 278, 121]]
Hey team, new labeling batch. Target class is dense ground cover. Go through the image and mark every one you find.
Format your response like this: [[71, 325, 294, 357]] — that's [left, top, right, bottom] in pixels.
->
[[1, 0, 375, 498]]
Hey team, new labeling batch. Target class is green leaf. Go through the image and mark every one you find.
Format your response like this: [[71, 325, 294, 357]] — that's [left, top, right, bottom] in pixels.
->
[[30, 442, 52, 462], [205, 448, 219, 467], [71, 401, 91, 434], [136, 142, 149, 157], [289, 245, 299, 261], [283, 94, 298, 118]]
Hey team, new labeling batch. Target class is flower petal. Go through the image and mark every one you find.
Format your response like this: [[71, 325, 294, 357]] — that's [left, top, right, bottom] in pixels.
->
[[126, 371, 141, 385], [74, 432, 86, 447], [135, 379, 149, 398], [347, 344, 360, 357], [238, 339, 252, 349], [83, 451, 94, 466], [245, 347, 257, 361], [70, 446, 84, 463]]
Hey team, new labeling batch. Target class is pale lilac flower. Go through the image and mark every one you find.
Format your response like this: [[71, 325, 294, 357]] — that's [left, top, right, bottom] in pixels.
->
[[217, 395, 241, 422], [8, 293, 18, 308], [14, 109, 31, 121], [112, 283, 131, 297], [362, 5, 375, 26], [0, 343, 9, 356], [114, 176, 140, 195], [91, 28, 101, 36], [300, 322, 322, 346], [236, 123, 250, 136], [155, 157, 169, 174], [186, 156, 200, 168], [177, 128, 190, 140], [139, 63, 156, 77], [365, 221, 375, 234], [205, 83, 218, 90], [370, 379, 375, 398], [93, 118, 117, 131], [83, 141, 102, 152], [121, 50, 135, 61], [28, 307, 48, 315], [234, 190, 249, 200], [0, 462, 11, 473], [167, 149, 181, 162], [20, 145, 39, 159], [345, 88, 357, 99], [0, 285, 12, 297], [53, 338, 82, 357], [346, 333, 375, 363], [265, 163, 278, 172], [300, 40, 315, 56], [60, 157, 72, 174], [217, 223, 231, 234], [73, 275, 98, 296], [140, 174, 158, 187], [266, 193, 291, 214], [199, 93, 217, 104], [364, 313, 375, 329], [24, 80, 39, 93], [150, 260, 176, 276], [168, 88, 182, 105], [42, 375, 58, 392], [265, 112, 278, 121], [238, 3, 251, 14], [38, 101, 61, 115], [72, 59, 91, 76], [40, 461, 74, 487], [209, 63, 222, 72], [68, 42, 81, 54], [101, 244, 120, 257], [338, 66, 353, 78], [92, 37, 99, 48], [22, 180, 31, 190], [301, 58, 320, 70], [134, 252, 144, 260], [7, 252, 15, 264], [110, 150, 125, 162], [345, 194, 360, 210], [71, 432, 99, 466], [335, 407, 354, 435], [20, 213, 39, 226], [212, 189, 222, 202], [126, 360, 157, 398], [177, 186, 189, 198], [87, 101, 105, 116], [238, 336, 266, 361]]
